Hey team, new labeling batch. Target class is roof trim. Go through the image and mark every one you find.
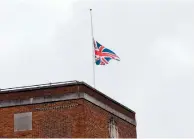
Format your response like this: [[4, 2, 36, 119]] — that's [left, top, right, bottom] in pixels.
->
[[0, 80, 79, 93], [79, 81, 135, 114], [0, 80, 135, 114]]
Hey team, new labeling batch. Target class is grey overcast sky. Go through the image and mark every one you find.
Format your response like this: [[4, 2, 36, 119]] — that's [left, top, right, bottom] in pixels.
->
[[0, 0, 194, 137]]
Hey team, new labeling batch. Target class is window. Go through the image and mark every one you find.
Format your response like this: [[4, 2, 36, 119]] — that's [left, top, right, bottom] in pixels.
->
[[14, 112, 32, 132], [109, 117, 119, 138]]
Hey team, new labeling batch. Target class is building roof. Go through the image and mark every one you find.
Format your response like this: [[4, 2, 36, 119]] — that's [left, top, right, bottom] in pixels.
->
[[0, 80, 135, 121]]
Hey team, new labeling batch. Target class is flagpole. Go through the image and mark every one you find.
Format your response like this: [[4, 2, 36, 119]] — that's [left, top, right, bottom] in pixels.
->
[[89, 9, 96, 88]]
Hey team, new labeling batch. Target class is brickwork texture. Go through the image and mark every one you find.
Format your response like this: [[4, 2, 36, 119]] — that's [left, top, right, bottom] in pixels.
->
[[0, 99, 136, 138]]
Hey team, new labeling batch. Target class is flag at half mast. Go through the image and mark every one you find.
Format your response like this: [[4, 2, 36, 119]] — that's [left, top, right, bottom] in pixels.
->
[[93, 39, 120, 65]]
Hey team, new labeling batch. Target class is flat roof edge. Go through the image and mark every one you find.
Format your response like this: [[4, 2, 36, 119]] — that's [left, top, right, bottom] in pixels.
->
[[0, 80, 80, 93], [0, 80, 135, 114], [80, 81, 136, 114]]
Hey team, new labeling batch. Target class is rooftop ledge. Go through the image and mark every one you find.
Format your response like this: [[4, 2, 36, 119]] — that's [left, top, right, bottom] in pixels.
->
[[0, 80, 135, 115]]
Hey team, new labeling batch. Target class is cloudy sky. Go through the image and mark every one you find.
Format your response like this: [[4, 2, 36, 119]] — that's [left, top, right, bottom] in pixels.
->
[[0, 0, 194, 137]]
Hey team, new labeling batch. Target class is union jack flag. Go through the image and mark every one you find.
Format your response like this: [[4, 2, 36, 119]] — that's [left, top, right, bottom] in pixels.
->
[[93, 40, 120, 65]]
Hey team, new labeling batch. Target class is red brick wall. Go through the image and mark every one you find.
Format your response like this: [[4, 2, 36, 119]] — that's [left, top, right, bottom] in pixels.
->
[[0, 99, 85, 138], [0, 99, 136, 138], [83, 100, 136, 138]]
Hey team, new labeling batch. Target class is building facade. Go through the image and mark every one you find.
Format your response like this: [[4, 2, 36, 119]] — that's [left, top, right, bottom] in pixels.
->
[[0, 81, 136, 138]]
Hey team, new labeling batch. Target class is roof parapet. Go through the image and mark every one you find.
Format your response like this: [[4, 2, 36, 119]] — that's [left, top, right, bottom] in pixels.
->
[[0, 80, 80, 93], [0, 80, 135, 114]]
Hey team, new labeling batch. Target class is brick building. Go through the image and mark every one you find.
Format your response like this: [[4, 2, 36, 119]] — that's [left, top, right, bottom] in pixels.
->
[[0, 81, 136, 138]]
